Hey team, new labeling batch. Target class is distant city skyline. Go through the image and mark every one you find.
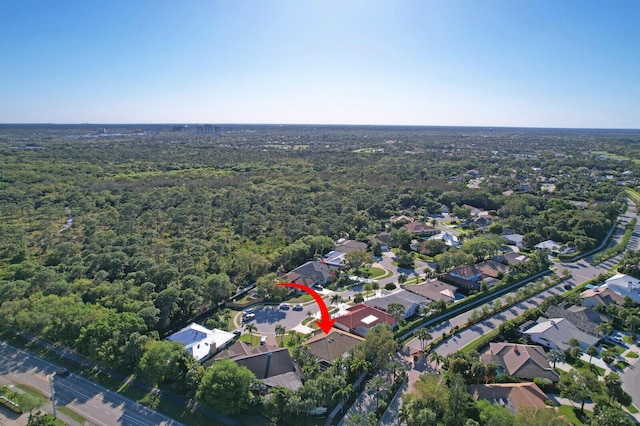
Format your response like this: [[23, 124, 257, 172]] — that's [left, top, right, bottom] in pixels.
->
[[2, 1, 639, 129]]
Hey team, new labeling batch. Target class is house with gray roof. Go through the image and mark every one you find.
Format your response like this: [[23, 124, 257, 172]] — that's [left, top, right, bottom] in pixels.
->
[[524, 318, 600, 351], [545, 303, 611, 336]]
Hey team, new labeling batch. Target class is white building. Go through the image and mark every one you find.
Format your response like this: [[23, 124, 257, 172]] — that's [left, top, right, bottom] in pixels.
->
[[167, 323, 235, 362], [599, 273, 640, 304], [524, 318, 599, 351]]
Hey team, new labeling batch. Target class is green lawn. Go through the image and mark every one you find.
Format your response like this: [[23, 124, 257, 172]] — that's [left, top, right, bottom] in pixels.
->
[[239, 334, 260, 346], [367, 267, 388, 279], [287, 294, 312, 303], [616, 360, 630, 370], [557, 406, 591, 425], [627, 404, 639, 414], [626, 351, 639, 359]]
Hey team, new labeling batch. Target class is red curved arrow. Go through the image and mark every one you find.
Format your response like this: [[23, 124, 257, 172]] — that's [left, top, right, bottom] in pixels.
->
[[276, 283, 336, 334]]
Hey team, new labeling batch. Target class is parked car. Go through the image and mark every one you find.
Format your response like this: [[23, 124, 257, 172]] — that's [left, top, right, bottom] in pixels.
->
[[293, 303, 303, 311], [260, 335, 267, 345], [242, 308, 254, 316], [233, 330, 242, 337], [243, 313, 255, 322], [312, 284, 323, 291], [563, 284, 573, 290], [279, 303, 290, 310]]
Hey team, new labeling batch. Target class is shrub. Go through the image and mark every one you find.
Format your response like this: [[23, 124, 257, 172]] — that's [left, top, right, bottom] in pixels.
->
[[384, 283, 396, 290]]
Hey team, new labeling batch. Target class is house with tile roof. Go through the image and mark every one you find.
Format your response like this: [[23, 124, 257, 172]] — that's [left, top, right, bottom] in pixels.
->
[[469, 382, 550, 414], [475, 259, 509, 279], [404, 221, 438, 236], [580, 286, 625, 307], [303, 329, 364, 368], [334, 304, 397, 337], [480, 342, 559, 382], [333, 238, 368, 253], [444, 265, 483, 292], [167, 323, 235, 362], [405, 280, 458, 303], [524, 318, 600, 351], [596, 273, 640, 304], [363, 290, 430, 320]]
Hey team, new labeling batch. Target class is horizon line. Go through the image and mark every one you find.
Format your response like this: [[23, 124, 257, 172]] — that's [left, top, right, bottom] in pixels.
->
[[1, 122, 639, 131]]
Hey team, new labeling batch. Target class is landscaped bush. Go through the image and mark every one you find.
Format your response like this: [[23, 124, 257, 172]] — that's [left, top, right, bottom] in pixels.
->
[[384, 283, 396, 290]]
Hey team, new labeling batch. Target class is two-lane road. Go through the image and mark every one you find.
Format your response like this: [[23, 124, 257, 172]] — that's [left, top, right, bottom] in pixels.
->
[[0, 341, 182, 426]]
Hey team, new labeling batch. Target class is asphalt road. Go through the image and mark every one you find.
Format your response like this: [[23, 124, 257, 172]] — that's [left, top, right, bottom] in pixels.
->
[[0, 341, 182, 426]]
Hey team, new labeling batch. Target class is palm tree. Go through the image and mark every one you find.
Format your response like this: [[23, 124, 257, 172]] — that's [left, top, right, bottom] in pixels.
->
[[547, 349, 565, 368], [244, 323, 257, 345], [330, 294, 343, 308], [415, 328, 432, 351], [332, 383, 353, 413], [275, 324, 286, 347], [429, 352, 444, 370], [586, 345, 599, 364], [596, 322, 613, 337]]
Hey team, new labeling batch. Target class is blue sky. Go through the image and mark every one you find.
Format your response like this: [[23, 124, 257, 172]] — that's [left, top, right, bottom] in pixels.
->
[[1, 0, 639, 128]]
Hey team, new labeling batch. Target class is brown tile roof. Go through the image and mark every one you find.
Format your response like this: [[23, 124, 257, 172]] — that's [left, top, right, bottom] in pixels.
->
[[475, 260, 510, 278], [468, 382, 549, 413], [404, 280, 458, 303], [304, 329, 364, 363], [481, 342, 559, 382], [404, 221, 438, 234], [214, 341, 274, 361], [580, 287, 624, 306]]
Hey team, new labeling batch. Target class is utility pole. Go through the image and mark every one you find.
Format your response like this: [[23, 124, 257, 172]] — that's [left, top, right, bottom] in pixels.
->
[[49, 373, 57, 419]]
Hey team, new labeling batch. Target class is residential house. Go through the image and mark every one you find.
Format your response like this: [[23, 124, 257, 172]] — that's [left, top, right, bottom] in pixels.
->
[[285, 260, 333, 287], [534, 240, 564, 255], [323, 250, 347, 267], [404, 221, 438, 236], [502, 234, 525, 249], [580, 286, 625, 307], [363, 290, 430, 320], [444, 265, 483, 292], [439, 204, 450, 214], [390, 215, 414, 224], [461, 204, 484, 216], [480, 342, 559, 382], [429, 232, 460, 247], [524, 318, 600, 351], [596, 273, 640, 304], [334, 238, 368, 253], [215, 342, 302, 390], [468, 383, 549, 414], [493, 252, 528, 266], [367, 232, 390, 252], [405, 280, 458, 304], [303, 329, 364, 368], [334, 304, 397, 337], [544, 303, 611, 336], [167, 323, 235, 362], [475, 260, 509, 280]]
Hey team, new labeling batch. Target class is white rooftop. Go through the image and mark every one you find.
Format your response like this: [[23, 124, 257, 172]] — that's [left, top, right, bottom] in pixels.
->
[[361, 314, 379, 325], [167, 323, 235, 362]]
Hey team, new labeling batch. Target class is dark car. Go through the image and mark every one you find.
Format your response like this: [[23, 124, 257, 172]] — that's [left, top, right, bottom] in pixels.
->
[[233, 330, 242, 337], [563, 284, 573, 290], [55, 369, 69, 377]]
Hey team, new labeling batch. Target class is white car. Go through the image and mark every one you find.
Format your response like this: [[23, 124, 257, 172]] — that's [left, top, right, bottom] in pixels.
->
[[279, 303, 290, 310]]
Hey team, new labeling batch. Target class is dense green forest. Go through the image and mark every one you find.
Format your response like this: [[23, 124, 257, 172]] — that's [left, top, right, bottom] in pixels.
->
[[0, 124, 638, 375]]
